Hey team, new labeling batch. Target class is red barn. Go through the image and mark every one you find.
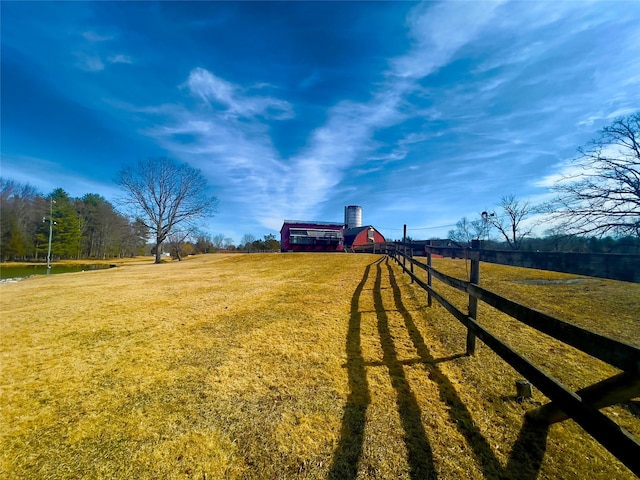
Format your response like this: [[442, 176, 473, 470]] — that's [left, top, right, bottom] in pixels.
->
[[343, 225, 385, 250], [280, 221, 344, 252]]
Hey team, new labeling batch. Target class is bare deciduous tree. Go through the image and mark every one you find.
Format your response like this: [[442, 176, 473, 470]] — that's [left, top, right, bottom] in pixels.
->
[[447, 216, 485, 244], [488, 194, 534, 250], [211, 233, 227, 251], [240, 233, 256, 251], [193, 232, 213, 254], [547, 113, 640, 238], [116, 157, 218, 264], [166, 228, 195, 261]]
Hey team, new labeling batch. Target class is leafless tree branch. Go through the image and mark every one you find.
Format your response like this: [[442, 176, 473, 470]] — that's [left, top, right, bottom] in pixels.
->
[[545, 113, 640, 238]]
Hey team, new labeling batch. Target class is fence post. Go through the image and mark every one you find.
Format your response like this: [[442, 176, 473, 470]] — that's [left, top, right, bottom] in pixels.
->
[[402, 224, 407, 272], [426, 241, 432, 307], [466, 239, 480, 355], [410, 246, 414, 283]]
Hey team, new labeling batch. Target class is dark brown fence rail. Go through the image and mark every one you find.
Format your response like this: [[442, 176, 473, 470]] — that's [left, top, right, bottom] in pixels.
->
[[360, 240, 640, 475], [354, 241, 640, 283]]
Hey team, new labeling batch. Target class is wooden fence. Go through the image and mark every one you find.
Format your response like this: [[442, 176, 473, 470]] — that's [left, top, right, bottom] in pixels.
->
[[355, 241, 640, 283], [358, 239, 640, 475]]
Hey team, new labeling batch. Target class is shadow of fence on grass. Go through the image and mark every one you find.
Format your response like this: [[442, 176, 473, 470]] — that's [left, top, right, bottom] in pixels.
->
[[374, 259, 438, 478], [327, 259, 377, 479], [329, 256, 548, 479], [385, 257, 549, 480]]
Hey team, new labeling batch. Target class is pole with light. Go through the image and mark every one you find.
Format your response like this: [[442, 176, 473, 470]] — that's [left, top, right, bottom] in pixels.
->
[[46, 198, 56, 274]]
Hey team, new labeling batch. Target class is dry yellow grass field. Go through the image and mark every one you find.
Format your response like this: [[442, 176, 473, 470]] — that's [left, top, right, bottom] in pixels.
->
[[1, 253, 638, 479]]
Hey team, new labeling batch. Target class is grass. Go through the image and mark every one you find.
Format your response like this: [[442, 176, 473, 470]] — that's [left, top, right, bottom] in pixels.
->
[[1, 253, 638, 479], [1, 256, 156, 267]]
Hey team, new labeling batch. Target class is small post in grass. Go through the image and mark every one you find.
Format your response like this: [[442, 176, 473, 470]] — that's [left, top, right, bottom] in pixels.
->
[[516, 379, 533, 402], [466, 239, 480, 355]]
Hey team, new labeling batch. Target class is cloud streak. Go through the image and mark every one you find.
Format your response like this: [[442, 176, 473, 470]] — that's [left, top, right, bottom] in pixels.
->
[[391, 1, 504, 79], [137, 2, 509, 231], [108, 54, 132, 64], [76, 28, 132, 72], [184, 68, 293, 120], [59, 1, 640, 238]]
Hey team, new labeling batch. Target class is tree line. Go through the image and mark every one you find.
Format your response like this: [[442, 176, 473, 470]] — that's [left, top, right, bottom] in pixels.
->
[[165, 233, 281, 257], [0, 183, 148, 261], [0, 176, 278, 262], [447, 209, 639, 254]]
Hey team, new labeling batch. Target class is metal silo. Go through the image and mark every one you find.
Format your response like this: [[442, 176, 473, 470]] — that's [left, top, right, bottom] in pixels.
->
[[344, 205, 363, 229]]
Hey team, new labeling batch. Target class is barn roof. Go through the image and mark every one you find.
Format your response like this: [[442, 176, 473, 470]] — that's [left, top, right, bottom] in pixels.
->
[[343, 225, 382, 245], [282, 220, 344, 227], [343, 225, 371, 237], [280, 220, 344, 233]]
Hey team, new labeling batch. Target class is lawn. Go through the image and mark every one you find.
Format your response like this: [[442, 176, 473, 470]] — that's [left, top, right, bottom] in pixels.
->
[[1, 253, 638, 479]]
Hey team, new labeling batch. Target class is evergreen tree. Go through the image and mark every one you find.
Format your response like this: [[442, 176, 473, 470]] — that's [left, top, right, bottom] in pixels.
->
[[50, 189, 83, 259]]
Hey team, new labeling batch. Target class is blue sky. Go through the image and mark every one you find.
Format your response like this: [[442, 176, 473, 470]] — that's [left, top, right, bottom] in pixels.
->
[[2, 1, 639, 243]]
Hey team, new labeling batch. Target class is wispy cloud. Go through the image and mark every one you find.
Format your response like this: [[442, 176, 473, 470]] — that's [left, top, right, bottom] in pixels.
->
[[5, 0, 639, 242], [1, 154, 121, 199], [133, 2, 522, 230], [139, 76, 289, 229], [534, 142, 630, 189], [75, 52, 104, 72], [274, 2, 506, 221], [113, 1, 639, 235], [76, 29, 132, 72], [82, 31, 113, 43], [107, 54, 132, 64], [183, 68, 293, 120], [142, 67, 403, 229], [390, 1, 505, 79]]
